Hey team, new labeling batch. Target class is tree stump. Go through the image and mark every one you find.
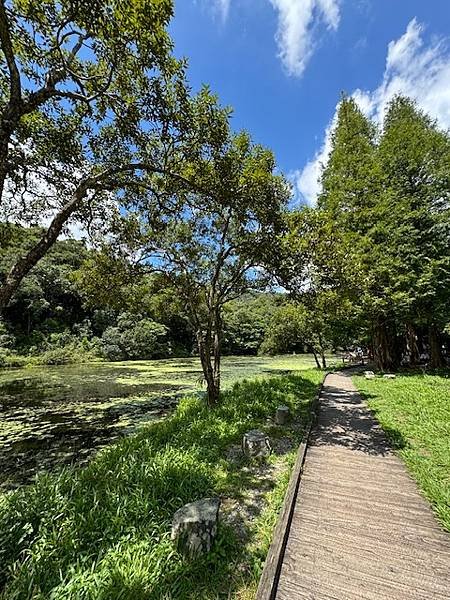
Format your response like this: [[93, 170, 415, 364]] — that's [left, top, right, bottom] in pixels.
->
[[275, 405, 290, 425], [364, 371, 375, 379], [242, 430, 271, 459], [171, 497, 220, 558]]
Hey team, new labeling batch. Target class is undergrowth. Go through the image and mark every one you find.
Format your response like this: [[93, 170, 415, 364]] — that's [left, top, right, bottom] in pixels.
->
[[0, 370, 322, 599]]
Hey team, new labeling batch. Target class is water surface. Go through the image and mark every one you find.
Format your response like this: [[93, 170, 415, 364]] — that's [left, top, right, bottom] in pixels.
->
[[0, 354, 319, 490]]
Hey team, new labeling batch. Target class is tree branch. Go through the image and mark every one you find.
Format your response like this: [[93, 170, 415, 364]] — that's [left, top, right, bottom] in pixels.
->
[[0, 0, 21, 111], [0, 161, 199, 309]]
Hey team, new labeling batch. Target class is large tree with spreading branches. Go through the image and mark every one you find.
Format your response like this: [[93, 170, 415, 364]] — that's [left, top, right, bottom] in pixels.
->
[[0, 0, 220, 310], [81, 130, 290, 405]]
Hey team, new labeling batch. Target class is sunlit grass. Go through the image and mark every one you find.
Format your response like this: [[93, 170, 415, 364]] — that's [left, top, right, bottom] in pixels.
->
[[354, 370, 450, 532], [0, 354, 332, 490], [0, 369, 323, 599]]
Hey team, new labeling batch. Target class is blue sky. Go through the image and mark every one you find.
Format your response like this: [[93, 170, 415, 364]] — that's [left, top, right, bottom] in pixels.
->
[[170, 0, 450, 204]]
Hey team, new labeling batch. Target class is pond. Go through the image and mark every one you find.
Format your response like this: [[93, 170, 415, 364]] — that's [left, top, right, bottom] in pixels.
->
[[0, 354, 320, 491]]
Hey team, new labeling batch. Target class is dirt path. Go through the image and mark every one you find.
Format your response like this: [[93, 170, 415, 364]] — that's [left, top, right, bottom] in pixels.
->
[[276, 371, 450, 600]]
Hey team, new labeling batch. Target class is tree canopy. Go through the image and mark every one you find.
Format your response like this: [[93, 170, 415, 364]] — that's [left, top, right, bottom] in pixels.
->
[[1, 1, 448, 391], [101, 129, 290, 404], [0, 0, 232, 309], [279, 95, 450, 370]]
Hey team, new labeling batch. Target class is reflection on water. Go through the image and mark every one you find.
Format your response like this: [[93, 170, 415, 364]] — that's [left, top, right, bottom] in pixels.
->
[[0, 355, 319, 490]]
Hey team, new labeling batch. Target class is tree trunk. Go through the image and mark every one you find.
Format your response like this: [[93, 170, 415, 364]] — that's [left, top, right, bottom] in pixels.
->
[[373, 319, 397, 371], [310, 347, 321, 369], [212, 308, 222, 400], [0, 184, 89, 311], [429, 325, 445, 369], [0, 0, 22, 206], [0, 162, 168, 312], [318, 334, 326, 368], [0, 130, 9, 203], [196, 330, 219, 407], [406, 323, 420, 365]]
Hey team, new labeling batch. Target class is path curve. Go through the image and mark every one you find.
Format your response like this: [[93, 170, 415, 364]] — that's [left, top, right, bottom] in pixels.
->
[[276, 371, 450, 600]]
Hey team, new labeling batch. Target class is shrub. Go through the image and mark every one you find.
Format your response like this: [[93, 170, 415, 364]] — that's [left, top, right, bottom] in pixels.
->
[[101, 313, 170, 361], [0, 320, 15, 350], [0, 349, 28, 368], [33, 346, 80, 365]]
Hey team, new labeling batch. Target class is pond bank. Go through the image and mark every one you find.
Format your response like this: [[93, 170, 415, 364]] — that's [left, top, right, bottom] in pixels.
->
[[0, 354, 323, 491], [0, 369, 323, 599]]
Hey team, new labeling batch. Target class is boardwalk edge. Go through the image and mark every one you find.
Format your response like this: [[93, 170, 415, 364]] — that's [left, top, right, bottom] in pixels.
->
[[255, 373, 326, 600]]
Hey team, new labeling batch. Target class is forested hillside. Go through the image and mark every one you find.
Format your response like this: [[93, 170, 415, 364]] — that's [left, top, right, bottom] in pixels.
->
[[0, 224, 295, 364]]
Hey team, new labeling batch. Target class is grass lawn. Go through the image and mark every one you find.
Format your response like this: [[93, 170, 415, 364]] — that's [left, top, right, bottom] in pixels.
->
[[354, 370, 450, 532], [0, 368, 324, 599]]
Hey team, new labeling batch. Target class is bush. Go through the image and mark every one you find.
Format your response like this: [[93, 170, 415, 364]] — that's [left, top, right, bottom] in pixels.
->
[[0, 320, 15, 350], [101, 313, 170, 361], [30, 338, 102, 366], [31, 346, 82, 366], [0, 349, 28, 368]]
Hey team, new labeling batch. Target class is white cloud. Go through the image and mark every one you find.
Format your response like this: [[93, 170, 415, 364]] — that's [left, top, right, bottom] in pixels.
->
[[353, 18, 450, 127], [296, 18, 450, 205], [213, 0, 231, 23], [205, 0, 341, 76], [291, 115, 336, 205], [269, 0, 341, 77]]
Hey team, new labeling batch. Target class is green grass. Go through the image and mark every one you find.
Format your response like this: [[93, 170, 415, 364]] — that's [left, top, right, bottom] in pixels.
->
[[354, 370, 450, 532], [0, 354, 330, 490], [0, 369, 323, 599]]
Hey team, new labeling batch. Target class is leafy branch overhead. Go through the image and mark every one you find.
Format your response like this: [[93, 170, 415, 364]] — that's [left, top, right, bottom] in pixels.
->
[[0, 0, 233, 309], [106, 130, 290, 405]]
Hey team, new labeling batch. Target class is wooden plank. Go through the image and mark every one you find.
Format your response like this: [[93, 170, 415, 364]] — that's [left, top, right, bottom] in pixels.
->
[[273, 371, 450, 600], [255, 378, 325, 600]]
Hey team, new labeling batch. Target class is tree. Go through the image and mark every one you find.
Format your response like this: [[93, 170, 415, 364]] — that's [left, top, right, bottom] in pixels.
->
[[0, 222, 89, 338], [101, 313, 169, 361], [315, 96, 401, 368], [377, 97, 450, 367], [74, 254, 193, 354], [273, 205, 364, 363], [222, 293, 281, 355], [260, 303, 313, 358], [0, 0, 173, 199], [113, 131, 289, 405], [284, 95, 450, 371], [0, 0, 214, 310], [72, 246, 149, 314], [260, 293, 356, 368]]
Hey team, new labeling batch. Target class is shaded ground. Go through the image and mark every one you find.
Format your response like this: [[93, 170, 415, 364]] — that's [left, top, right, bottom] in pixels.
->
[[354, 369, 450, 532], [277, 371, 450, 600], [0, 354, 323, 490]]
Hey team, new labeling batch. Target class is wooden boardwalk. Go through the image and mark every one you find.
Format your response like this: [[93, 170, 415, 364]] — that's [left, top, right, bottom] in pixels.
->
[[274, 371, 450, 600]]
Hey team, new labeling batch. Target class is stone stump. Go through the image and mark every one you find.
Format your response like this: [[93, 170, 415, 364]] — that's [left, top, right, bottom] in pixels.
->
[[383, 373, 396, 379], [171, 497, 220, 558], [364, 371, 375, 379], [275, 405, 290, 425], [242, 429, 271, 459]]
